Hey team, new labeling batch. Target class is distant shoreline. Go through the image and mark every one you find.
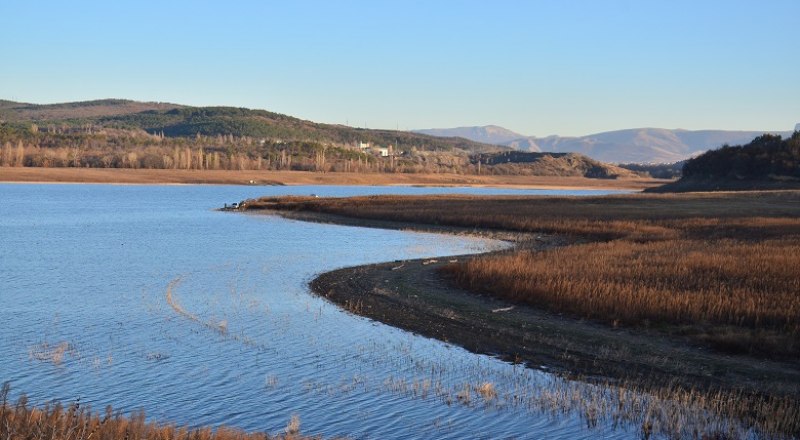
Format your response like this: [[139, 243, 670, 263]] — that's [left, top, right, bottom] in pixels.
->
[[0, 167, 666, 190]]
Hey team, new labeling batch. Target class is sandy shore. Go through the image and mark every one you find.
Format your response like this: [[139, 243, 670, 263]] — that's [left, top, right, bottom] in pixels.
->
[[0, 167, 666, 190]]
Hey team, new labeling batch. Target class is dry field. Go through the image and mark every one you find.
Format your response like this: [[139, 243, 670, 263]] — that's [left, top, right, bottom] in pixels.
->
[[247, 191, 800, 359]]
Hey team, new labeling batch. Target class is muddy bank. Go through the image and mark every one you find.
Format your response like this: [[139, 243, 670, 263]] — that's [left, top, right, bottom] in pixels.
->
[[265, 210, 800, 398], [0, 166, 665, 190]]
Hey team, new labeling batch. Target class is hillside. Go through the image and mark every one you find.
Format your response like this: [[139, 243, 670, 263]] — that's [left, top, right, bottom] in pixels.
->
[[471, 151, 638, 179], [0, 99, 644, 180], [416, 125, 794, 163], [0, 99, 500, 154], [0, 99, 183, 121], [649, 132, 800, 192]]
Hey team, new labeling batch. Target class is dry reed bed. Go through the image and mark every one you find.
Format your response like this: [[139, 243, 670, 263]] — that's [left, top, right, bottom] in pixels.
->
[[245, 191, 800, 238], [445, 238, 800, 357], [0, 384, 318, 440]]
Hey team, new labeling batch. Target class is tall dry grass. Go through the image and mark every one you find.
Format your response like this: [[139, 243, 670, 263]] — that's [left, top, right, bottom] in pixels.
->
[[443, 238, 800, 357], [245, 191, 800, 238], [0, 383, 320, 440]]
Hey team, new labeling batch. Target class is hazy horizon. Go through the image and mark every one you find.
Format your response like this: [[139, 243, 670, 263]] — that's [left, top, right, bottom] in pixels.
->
[[1, 0, 798, 137]]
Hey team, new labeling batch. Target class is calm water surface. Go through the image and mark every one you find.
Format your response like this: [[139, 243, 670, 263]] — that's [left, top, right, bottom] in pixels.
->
[[1, 184, 637, 439]]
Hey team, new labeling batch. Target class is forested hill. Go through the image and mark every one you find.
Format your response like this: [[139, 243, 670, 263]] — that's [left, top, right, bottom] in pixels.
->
[[0, 99, 182, 120], [649, 132, 800, 192], [0, 99, 500, 154], [0, 99, 647, 178]]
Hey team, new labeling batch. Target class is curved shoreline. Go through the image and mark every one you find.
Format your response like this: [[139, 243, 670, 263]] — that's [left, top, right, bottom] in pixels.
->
[[264, 210, 800, 398]]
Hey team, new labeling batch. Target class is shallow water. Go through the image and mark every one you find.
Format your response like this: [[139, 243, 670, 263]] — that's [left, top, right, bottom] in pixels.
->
[[0, 184, 639, 439]]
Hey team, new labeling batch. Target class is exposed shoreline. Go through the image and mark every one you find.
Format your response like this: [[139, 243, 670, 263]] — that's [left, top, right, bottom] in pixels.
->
[[257, 209, 800, 399], [0, 166, 665, 190]]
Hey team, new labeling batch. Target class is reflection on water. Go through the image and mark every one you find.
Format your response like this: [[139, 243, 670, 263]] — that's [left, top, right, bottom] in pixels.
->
[[1, 184, 645, 439]]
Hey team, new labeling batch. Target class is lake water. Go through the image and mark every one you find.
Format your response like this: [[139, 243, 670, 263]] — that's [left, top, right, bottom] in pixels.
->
[[0, 183, 638, 439]]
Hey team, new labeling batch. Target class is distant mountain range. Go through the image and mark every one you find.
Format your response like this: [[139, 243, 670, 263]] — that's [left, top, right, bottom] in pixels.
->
[[415, 126, 797, 164], [413, 125, 525, 146]]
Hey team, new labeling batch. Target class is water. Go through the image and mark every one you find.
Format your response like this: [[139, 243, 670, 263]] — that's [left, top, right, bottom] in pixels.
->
[[0, 183, 637, 439]]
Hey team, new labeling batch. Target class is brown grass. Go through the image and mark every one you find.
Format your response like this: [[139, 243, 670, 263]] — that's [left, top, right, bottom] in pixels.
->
[[0, 384, 322, 440], [0, 166, 664, 189], [446, 238, 800, 357], [248, 191, 800, 359]]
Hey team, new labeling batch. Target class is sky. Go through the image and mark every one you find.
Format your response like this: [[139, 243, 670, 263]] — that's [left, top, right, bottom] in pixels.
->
[[1, 0, 798, 136]]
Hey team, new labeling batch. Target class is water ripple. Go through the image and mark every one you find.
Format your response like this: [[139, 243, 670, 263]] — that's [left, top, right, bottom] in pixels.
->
[[1, 183, 637, 439]]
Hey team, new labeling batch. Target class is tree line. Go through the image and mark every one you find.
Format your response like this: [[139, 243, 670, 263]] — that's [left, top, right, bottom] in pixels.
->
[[682, 132, 800, 180], [0, 125, 487, 174], [0, 122, 656, 177]]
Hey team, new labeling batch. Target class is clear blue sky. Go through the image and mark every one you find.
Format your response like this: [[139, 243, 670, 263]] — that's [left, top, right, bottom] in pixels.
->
[[1, 0, 797, 136]]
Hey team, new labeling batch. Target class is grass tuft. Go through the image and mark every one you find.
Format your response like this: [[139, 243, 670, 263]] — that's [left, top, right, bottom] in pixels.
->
[[0, 383, 322, 440]]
